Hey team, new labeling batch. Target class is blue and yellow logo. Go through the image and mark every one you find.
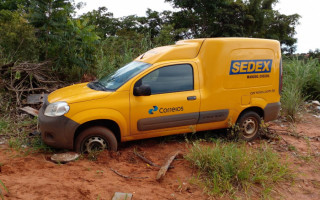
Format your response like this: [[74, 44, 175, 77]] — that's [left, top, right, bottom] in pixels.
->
[[229, 59, 272, 75], [148, 105, 184, 114], [148, 106, 158, 114]]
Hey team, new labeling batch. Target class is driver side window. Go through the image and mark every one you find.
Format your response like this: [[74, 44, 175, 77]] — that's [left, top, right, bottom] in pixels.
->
[[136, 64, 194, 95]]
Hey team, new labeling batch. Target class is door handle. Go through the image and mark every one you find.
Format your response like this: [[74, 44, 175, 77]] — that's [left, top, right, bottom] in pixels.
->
[[187, 96, 197, 101]]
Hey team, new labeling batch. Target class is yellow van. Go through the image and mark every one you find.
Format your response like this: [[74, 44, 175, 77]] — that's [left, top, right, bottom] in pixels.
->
[[39, 38, 282, 153]]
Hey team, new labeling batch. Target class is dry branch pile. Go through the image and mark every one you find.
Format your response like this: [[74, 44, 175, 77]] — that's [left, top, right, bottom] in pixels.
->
[[0, 62, 62, 105]]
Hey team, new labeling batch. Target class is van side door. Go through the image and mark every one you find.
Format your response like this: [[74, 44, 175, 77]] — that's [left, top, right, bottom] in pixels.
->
[[129, 62, 200, 136]]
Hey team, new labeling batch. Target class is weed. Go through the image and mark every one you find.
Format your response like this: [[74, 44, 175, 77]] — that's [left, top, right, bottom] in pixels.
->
[[227, 119, 239, 140], [227, 119, 243, 141], [185, 140, 292, 198], [281, 85, 306, 120], [0, 115, 36, 138], [288, 144, 297, 151], [0, 179, 8, 200], [298, 155, 312, 162], [8, 136, 27, 150], [87, 150, 102, 161], [260, 120, 269, 135], [297, 137, 315, 162], [28, 135, 53, 153], [96, 170, 104, 175], [287, 121, 299, 137], [8, 133, 52, 153], [0, 114, 52, 153], [176, 177, 184, 192]]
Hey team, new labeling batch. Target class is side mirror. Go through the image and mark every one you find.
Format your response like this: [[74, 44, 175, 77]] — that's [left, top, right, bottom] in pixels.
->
[[134, 85, 151, 96]]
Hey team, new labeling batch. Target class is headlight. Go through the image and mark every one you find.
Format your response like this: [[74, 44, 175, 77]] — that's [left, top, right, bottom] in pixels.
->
[[44, 102, 70, 117]]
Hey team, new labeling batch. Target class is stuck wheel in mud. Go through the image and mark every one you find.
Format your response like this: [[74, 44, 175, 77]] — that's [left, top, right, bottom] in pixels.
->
[[75, 126, 118, 153], [237, 111, 261, 141]]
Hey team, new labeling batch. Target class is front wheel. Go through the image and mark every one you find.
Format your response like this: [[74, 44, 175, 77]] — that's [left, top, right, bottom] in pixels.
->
[[237, 111, 261, 141], [75, 126, 118, 153]]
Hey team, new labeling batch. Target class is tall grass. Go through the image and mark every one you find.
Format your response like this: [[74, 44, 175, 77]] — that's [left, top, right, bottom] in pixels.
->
[[281, 58, 320, 120], [95, 34, 154, 79], [185, 141, 291, 197]]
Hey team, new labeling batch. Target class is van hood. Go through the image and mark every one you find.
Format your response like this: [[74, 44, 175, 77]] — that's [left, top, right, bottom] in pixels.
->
[[48, 83, 112, 104]]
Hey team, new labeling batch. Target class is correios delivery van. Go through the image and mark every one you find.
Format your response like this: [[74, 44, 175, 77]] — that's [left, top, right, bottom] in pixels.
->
[[39, 38, 282, 153]]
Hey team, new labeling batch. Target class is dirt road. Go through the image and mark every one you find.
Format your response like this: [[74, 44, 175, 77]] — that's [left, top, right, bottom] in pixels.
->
[[1, 113, 320, 200]]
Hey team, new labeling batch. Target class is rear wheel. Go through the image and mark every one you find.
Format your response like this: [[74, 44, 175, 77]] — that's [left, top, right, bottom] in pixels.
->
[[75, 126, 118, 153], [237, 111, 261, 141]]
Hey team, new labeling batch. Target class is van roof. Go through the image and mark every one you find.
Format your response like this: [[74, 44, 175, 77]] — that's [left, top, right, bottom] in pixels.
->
[[135, 38, 279, 64]]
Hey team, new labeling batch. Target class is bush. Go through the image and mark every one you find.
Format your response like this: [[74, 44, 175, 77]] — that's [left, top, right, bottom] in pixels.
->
[[185, 141, 291, 197], [281, 58, 320, 120]]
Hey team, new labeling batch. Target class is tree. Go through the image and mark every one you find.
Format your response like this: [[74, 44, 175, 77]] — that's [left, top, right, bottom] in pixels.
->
[[243, 0, 300, 53], [165, 0, 300, 53], [308, 49, 320, 62], [0, 10, 38, 63], [28, 0, 74, 60], [28, 0, 100, 71], [80, 7, 119, 39], [0, 0, 30, 11], [55, 18, 100, 69]]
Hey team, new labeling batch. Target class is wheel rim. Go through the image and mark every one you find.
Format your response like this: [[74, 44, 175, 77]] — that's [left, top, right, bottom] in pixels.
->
[[241, 117, 258, 138], [82, 136, 108, 153]]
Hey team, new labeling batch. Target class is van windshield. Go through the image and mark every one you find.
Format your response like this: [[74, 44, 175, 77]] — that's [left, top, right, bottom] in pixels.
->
[[91, 61, 151, 91]]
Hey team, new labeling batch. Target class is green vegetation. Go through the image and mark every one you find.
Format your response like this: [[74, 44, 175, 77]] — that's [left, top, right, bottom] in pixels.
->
[[185, 141, 291, 197], [0, 114, 52, 153], [0, 179, 8, 200], [281, 58, 320, 120], [0, 0, 300, 81], [0, 116, 35, 137]]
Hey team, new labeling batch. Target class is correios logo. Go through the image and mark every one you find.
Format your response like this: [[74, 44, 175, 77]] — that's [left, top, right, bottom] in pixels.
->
[[148, 106, 158, 114], [148, 105, 184, 114]]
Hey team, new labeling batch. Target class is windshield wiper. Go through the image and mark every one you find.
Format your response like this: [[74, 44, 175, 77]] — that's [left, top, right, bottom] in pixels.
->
[[88, 81, 107, 91], [94, 81, 107, 91]]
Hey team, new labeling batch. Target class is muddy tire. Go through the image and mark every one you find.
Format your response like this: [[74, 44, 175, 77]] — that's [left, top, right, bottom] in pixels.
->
[[75, 126, 117, 153], [237, 111, 261, 141]]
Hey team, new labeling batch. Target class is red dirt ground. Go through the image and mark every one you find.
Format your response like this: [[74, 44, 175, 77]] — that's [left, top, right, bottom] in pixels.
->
[[0, 140, 206, 200], [1, 112, 320, 200]]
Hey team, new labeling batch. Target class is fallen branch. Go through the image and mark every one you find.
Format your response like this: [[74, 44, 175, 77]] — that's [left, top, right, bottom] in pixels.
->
[[110, 168, 148, 179], [156, 151, 181, 182], [133, 148, 161, 168], [133, 148, 174, 169], [263, 127, 290, 145]]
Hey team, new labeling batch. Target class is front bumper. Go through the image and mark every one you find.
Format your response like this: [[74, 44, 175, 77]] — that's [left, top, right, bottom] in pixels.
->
[[39, 100, 79, 150]]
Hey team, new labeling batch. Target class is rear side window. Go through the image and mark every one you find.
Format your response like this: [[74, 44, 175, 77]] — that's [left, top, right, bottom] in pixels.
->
[[139, 64, 194, 95]]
